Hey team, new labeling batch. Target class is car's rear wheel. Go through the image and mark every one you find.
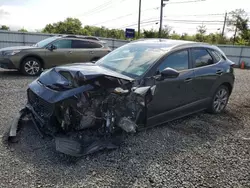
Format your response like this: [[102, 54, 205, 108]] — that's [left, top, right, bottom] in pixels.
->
[[20, 57, 42, 76], [207, 85, 230, 114]]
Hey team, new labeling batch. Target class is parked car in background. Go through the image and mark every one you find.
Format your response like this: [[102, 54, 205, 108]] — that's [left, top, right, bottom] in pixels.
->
[[0, 35, 111, 76], [7, 39, 235, 156]]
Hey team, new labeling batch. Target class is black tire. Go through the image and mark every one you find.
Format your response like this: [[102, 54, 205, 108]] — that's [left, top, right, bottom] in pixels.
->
[[207, 85, 230, 114], [20, 57, 42, 76]]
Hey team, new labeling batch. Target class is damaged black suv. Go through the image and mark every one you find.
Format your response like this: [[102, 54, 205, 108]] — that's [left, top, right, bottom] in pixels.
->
[[7, 39, 235, 156]]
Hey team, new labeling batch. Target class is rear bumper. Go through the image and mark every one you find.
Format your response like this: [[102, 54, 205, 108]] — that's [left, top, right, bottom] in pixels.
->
[[0, 57, 17, 69]]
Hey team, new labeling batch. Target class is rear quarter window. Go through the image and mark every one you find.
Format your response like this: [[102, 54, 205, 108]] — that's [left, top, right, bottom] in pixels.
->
[[209, 49, 222, 63]]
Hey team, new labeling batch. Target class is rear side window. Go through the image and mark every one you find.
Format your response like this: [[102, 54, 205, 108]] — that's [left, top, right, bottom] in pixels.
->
[[52, 39, 72, 48], [158, 50, 189, 71], [192, 49, 214, 68], [209, 49, 222, 63], [72, 40, 102, 48]]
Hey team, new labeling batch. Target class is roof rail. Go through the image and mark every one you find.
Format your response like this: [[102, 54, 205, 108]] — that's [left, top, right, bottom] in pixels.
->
[[61, 35, 100, 41]]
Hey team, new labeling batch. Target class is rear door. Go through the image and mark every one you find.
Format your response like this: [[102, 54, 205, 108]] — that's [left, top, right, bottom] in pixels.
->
[[191, 47, 222, 102], [83, 41, 108, 61], [44, 39, 72, 68], [71, 40, 108, 63], [71, 40, 92, 63]]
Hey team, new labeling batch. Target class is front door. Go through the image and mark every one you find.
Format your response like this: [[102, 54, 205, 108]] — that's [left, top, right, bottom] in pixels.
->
[[44, 39, 72, 68], [146, 49, 195, 126]]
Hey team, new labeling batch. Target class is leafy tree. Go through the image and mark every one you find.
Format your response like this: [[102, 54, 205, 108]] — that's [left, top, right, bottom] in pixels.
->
[[161, 26, 172, 38], [142, 26, 171, 39], [180, 33, 195, 41], [196, 24, 207, 42], [227, 9, 248, 32], [0, 25, 9, 30], [170, 31, 181, 40], [39, 13, 250, 46], [18, 28, 28, 32], [227, 9, 250, 44], [43, 18, 82, 34], [197, 24, 207, 35], [143, 29, 157, 38]]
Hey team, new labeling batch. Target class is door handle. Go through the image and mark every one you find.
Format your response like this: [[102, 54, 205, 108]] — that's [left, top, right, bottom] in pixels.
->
[[184, 78, 192, 83], [216, 70, 223, 75], [68, 51, 72, 54], [89, 51, 94, 54]]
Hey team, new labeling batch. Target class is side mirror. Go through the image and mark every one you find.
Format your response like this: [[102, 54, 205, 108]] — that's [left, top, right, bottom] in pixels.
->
[[47, 44, 57, 51], [159, 67, 179, 79]]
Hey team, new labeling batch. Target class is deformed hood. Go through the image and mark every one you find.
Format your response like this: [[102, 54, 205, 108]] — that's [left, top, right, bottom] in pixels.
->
[[38, 63, 134, 88]]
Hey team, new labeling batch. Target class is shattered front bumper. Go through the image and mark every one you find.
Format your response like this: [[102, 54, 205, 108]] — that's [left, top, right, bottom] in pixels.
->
[[8, 103, 48, 141], [7, 103, 121, 157]]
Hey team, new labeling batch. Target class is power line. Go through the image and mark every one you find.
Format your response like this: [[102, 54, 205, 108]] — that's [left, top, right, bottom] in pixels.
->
[[166, 0, 206, 4], [95, 12, 226, 26], [120, 18, 228, 28], [76, 0, 126, 18], [164, 19, 225, 22], [101, 13, 226, 28], [75, 0, 114, 17], [92, 7, 159, 26], [166, 13, 225, 17], [86, 0, 206, 25], [120, 19, 230, 29]]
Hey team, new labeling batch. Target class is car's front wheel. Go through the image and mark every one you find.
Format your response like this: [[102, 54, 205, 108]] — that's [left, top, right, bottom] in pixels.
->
[[207, 85, 230, 114], [20, 57, 42, 76]]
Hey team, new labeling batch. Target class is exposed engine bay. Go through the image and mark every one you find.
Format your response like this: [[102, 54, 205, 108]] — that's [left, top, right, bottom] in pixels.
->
[[7, 66, 156, 156]]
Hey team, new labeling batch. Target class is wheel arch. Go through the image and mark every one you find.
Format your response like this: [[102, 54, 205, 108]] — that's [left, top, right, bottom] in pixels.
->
[[19, 54, 45, 70], [220, 82, 233, 95]]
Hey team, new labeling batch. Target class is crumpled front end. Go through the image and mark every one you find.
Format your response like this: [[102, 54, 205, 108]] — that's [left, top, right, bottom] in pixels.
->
[[6, 65, 156, 156]]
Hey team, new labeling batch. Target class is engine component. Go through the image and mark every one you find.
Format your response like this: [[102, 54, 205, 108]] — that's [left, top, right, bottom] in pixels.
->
[[117, 117, 137, 133]]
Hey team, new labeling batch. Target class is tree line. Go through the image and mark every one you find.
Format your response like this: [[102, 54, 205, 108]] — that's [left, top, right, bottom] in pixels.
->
[[1, 9, 250, 45]]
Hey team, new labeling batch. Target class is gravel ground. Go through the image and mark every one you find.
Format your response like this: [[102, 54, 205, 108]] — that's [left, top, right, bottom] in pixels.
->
[[0, 68, 250, 188]]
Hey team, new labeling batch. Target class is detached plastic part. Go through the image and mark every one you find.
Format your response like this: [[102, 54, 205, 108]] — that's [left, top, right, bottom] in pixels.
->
[[55, 137, 119, 157], [8, 107, 28, 142]]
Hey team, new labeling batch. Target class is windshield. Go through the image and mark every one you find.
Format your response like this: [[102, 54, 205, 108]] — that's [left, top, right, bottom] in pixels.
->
[[34, 36, 60, 47], [96, 42, 169, 78]]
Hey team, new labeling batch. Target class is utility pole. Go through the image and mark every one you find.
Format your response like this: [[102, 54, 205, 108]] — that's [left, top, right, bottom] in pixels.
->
[[138, 0, 142, 38], [159, 0, 169, 38], [221, 12, 227, 37]]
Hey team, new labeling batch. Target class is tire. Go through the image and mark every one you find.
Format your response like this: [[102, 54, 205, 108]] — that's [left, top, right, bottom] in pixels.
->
[[207, 85, 230, 114], [20, 57, 42, 76]]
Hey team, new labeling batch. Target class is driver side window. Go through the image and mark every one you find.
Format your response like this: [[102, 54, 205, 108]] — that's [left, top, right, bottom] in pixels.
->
[[157, 50, 189, 72]]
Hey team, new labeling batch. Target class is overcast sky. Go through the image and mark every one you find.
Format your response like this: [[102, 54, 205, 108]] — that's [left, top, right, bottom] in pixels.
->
[[0, 0, 250, 35]]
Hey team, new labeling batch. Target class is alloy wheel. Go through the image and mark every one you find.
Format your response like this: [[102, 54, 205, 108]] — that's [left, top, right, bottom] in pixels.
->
[[213, 88, 229, 113], [24, 60, 40, 75]]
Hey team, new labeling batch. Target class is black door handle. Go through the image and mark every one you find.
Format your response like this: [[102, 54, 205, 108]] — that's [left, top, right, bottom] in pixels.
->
[[184, 78, 192, 83], [216, 70, 223, 75]]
